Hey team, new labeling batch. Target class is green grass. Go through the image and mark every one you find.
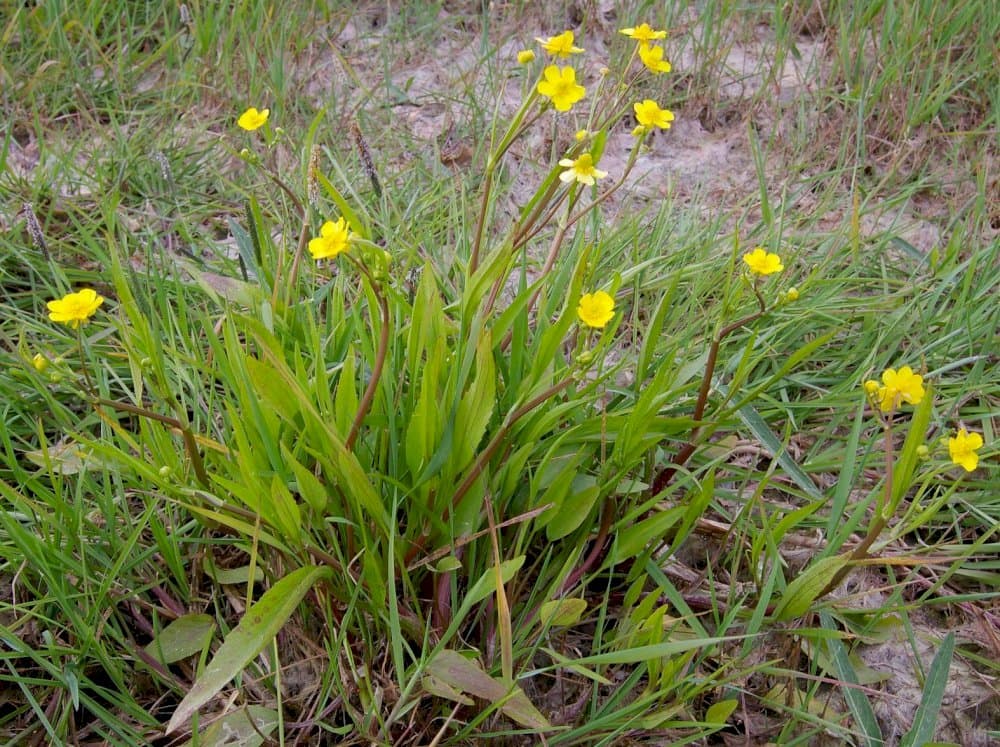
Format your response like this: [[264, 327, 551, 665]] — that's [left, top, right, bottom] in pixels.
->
[[1, 1, 998, 744]]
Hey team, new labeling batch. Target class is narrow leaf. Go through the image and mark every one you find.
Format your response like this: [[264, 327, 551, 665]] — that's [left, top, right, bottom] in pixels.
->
[[818, 611, 884, 747], [705, 698, 739, 724], [901, 633, 955, 747], [539, 598, 587, 628], [145, 614, 215, 665], [166, 565, 333, 734], [773, 555, 849, 621], [426, 650, 550, 730], [178, 706, 278, 747]]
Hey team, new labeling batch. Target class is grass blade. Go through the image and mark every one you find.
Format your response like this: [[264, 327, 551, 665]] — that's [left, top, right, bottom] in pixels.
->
[[901, 633, 955, 747], [819, 611, 883, 747]]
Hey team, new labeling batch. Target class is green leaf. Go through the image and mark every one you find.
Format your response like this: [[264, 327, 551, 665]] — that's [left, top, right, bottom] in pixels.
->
[[145, 614, 215, 665], [705, 698, 738, 724], [165, 565, 333, 734], [773, 556, 849, 621], [406, 337, 444, 477], [282, 445, 329, 514], [178, 706, 278, 747], [546, 636, 735, 668], [731, 395, 825, 501], [818, 611, 884, 747], [425, 650, 550, 730], [539, 598, 587, 628], [464, 556, 525, 609], [245, 355, 300, 424], [203, 556, 264, 586], [421, 673, 473, 705], [546, 477, 600, 541], [901, 633, 955, 747], [315, 170, 369, 240], [268, 475, 304, 545], [889, 386, 934, 514], [333, 348, 358, 438], [434, 556, 463, 573], [612, 506, 685, 565], [449, 330, 496, 472]]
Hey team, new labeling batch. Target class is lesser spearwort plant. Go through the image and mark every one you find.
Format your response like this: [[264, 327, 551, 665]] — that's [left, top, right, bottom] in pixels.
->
[[16, 19, 991, 746]]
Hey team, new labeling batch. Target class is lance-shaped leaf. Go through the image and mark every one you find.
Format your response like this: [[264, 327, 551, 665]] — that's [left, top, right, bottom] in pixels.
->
[[166, 565, 333, 734], [426, 650, 550, 730]]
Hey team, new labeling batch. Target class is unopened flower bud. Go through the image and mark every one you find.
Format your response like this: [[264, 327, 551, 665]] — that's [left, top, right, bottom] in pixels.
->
[[576, 350, 595, 366], [517, 49, 535, 64], [916, 444, 930, 461], [32, 354, 49, 372], [158, 465, 172, 477], [785, 286, 799, 302]]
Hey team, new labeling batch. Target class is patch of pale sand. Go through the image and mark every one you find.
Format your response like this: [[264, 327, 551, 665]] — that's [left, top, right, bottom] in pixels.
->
[[672, 27, 828, 102], [828, 569, 999, 746]]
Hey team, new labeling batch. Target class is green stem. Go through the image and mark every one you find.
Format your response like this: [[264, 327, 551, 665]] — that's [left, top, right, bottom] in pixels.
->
[[651, 282, 769, 495], [76, 329, 95, 395], [95, 398, 210, 488], [345, 259, 390, 452], [450, 376, 575, 511], [281, 210, 311, 310], [468, 99, 541, 273], [819, 412, 896, 597]]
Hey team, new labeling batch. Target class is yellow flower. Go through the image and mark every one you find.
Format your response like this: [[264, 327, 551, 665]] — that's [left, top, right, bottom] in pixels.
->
[[537, 65, 586, 112], [308, 217, 353, 260], [742, 248, 784, 276], [620, 23, 667, 44], [237, 107, 270, 131], [633, 99, 674, 130], [574, 129, 590, 142], [47, 288, 104, 329], [875, 366, 925, 412], [517, 49, 535, 64], [638, 43, 672, 73], [535, 30, 583, 58], [577, 291, 615, 328], [32, 353, 49, 372], [948, 429, 983, 472], [558, 153, 608, 185]]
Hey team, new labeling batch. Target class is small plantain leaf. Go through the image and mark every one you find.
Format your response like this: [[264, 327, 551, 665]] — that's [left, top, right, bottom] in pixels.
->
[[901, 633, 955, 747], [539, 598, 587, 628], [426, 649, 550, 730], [166, 565, 333, 734], [773, 555, 849, 621], [145, 614, 216, 665]]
